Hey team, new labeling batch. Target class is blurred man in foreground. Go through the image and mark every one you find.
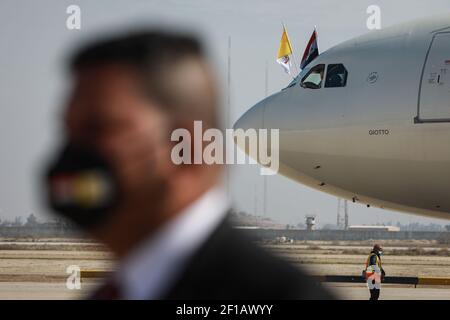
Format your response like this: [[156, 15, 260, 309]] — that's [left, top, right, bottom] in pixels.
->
[[45, 30, 332, 299]]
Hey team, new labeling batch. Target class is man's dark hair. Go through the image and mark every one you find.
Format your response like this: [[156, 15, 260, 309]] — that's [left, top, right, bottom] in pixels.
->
[[70, 30, 218, 127], [70, 31, 203, 71]]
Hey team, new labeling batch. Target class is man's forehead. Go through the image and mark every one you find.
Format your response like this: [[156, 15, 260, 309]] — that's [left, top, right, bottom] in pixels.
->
[[75, 64, 139, 91], [70, 64, 150, 118]]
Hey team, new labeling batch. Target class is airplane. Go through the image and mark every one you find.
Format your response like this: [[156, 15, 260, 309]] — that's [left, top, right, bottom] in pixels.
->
[[234, 14, 450, 220]]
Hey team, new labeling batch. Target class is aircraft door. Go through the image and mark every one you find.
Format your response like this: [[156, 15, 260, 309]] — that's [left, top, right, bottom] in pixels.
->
[[418, 33, 450, 122]]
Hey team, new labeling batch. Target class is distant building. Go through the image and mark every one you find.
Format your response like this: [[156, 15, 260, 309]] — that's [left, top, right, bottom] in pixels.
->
[[348, 225, 400, 232], [233, 226, 260, 230]]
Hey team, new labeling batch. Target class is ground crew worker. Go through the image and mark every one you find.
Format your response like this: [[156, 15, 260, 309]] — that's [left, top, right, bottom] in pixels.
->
[[364, 244, 385, 300]]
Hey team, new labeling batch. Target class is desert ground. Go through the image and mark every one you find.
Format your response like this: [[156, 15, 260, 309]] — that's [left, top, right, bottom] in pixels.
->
[[0, 237, 449, 299], [263, 240, 450, 278]]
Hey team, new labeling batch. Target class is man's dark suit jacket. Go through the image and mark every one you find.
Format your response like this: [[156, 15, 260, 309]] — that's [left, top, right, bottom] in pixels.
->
[[162, 216, 333, 300]]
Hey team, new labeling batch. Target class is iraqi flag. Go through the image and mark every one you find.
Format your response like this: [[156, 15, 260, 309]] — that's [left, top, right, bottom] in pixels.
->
[[300, 29, 319, 69]]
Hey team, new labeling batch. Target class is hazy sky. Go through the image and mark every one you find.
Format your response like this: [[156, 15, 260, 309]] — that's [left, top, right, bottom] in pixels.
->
[[1, 0, 450, 227]]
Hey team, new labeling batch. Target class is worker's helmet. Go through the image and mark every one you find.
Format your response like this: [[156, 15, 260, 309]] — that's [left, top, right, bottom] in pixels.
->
[[373, 244, 382, 252]]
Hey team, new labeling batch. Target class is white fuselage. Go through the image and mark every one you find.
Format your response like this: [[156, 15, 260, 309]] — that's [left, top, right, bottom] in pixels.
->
[[234, 14, 450, 220]]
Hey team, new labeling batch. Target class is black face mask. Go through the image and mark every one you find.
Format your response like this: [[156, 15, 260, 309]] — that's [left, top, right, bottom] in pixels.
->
[[44, 144, 119, 230]]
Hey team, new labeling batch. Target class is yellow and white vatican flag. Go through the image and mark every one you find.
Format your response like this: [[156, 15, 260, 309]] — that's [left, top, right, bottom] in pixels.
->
[[277, 26, 293, 74]]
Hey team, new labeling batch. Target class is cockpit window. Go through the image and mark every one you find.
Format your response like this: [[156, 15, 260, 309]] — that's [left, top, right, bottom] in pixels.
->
[[285, 78, 297, 89], [300, 64, 325, 89], [285, 67, 307, 89], [325, 64, 348, 88]]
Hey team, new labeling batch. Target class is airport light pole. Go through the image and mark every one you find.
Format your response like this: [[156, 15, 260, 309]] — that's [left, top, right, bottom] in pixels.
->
[[263, 60, 268, 217], [226, 36, 231, 199]]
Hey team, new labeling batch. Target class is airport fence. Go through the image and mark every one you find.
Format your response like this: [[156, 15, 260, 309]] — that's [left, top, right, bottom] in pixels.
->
[[313, 275, 450, 287]]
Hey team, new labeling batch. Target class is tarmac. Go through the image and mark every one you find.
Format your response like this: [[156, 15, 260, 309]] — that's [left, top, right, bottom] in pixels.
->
[[0, 282, 449, 300], [325, 283, 450, 300]]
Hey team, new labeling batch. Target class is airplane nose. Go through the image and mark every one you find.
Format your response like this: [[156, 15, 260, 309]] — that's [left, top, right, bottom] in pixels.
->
[[233, 96, 271, 161], [233, 98, 266, 131]]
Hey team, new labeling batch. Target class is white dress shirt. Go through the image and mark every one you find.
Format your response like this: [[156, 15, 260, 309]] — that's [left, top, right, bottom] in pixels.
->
[[113, 185, 229, 300]]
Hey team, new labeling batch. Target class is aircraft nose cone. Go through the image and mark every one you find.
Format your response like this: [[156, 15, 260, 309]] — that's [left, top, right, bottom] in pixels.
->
[[233, 100, 265, 131], [233, 98, 268, 159]]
